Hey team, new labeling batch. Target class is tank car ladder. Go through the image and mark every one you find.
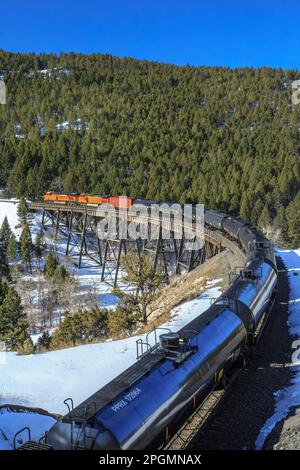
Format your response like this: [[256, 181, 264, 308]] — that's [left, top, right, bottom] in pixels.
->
[[63, 397, 98, 450]]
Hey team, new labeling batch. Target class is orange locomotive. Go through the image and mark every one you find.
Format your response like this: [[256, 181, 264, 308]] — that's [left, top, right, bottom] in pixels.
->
[[44, 192, 134, 209]]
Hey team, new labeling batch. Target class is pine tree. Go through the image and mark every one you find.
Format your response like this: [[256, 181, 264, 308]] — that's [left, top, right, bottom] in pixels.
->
[[286, 192, 300, 247], [44, 250, 58, 279], [35, 227, 44, 269], [35, 227, 44, 258], [37, 331, 52, 351], [258, 205, 271, 230], [0, 249, 8, 277], [88, 305, 109, 339], [17, 197, 28, 227], [0, 217, 12, 255], [118, 252, 162, 324], [6, 233, 17, 261], [10, 262, 20, 280], [50, 311, 82, 348], [17, 337, 34, 355], [107, 307, 130, 338], [0, 277, 8, 303], [53, 265, 69, 284], [49, 306, 110, 350], [20, 224, 32, 272], [274, 206, 288, 244]]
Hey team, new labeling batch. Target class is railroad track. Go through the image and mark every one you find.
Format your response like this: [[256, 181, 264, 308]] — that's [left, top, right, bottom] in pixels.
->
[[164, 367, 243, 450]]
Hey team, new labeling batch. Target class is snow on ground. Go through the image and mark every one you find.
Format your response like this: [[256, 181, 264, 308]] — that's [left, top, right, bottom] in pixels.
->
[[0, 407, 56, 450], [0, 281, 222, 416], [39, 68, 70, 78], [255, 249, 300, 449], [55, 118, 88, 132], [0, 199, 22, 239], [28, 68, 70, 79]]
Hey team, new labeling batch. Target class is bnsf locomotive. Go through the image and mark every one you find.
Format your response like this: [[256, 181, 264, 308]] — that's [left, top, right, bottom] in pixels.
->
[[40, 204, 277, 450], [44, 191, 135, 209]]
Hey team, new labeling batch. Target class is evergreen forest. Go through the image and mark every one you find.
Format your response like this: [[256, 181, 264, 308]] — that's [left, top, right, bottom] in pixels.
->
[[0, 50, 300, 244]]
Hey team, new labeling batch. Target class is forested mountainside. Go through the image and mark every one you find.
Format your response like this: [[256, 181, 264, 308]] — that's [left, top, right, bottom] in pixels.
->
[[0, 50, 299, 244]]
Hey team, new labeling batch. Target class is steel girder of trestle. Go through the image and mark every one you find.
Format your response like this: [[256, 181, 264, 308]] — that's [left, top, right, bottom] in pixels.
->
[[36, 206, 222, 287], [41, 209, 103, 268]]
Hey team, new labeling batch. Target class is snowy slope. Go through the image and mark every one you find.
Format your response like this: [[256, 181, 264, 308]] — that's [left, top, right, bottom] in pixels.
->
[[255, 249, 300, 449], [0, 282, 222, 415]]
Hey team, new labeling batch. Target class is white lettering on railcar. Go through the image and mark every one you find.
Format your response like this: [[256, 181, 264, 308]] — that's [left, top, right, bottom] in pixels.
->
[[111, 387, 142, 413]]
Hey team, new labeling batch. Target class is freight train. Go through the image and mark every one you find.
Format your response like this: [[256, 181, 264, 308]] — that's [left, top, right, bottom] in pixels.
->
[[37, 202, 277, 451]]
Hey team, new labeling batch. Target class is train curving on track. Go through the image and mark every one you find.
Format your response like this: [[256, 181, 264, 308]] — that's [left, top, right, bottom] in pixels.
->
[[22, 197, 278, 450]]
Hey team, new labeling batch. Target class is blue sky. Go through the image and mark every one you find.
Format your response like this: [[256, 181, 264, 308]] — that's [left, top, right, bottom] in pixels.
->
[[1, 0, 299, 69]]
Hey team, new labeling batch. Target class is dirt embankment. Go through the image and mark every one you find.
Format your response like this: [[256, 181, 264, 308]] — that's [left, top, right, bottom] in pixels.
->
[[148, 240, 245, 327]]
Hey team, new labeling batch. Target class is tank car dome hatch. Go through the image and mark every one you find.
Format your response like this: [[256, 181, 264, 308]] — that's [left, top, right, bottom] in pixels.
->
[[249, 239, 270, 251], [240, 267, 262, 281], [256, 240, 270, 249], [159, 332, 195, 364], [159, 332, 180, 351]]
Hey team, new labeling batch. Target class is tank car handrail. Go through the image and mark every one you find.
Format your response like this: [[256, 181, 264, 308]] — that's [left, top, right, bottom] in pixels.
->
[[13, 426, 31, 450], [64, 397, 74, 414], [145, 326, 172, 347], [38, 430, 48, 447], [136, 338, 153, 359], [136, 327, 176, 359], [39, 430, 48, 443]]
